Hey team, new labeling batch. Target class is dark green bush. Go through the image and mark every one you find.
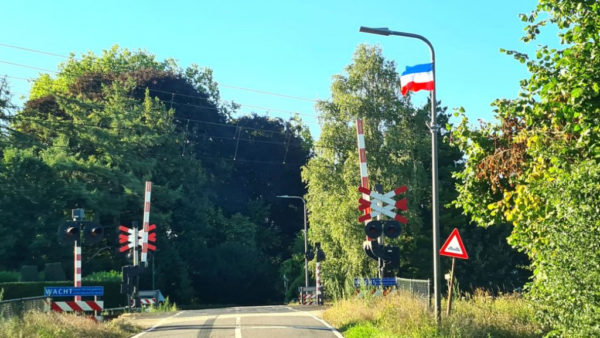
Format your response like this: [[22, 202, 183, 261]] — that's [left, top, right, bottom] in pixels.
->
[[19, 266, 38, 282], [0, 271, 19, 283], [83, 270, 120, 282], [42, 263, 65, 281]]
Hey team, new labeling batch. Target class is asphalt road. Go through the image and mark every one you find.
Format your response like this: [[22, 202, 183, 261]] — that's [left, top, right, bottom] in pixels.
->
[[129, 305, 343, 338]]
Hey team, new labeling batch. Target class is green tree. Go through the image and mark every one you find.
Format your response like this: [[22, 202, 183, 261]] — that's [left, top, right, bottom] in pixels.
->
[[451, 0, 600, 334], [0, 47, 312, 305], [304, 45, 443, 294], [304, 44, 527, 298], [4, 47, 203, 301]]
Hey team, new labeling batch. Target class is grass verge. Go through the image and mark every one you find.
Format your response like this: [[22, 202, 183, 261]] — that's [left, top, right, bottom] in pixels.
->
[[0, 310, 141, 337], [146, 296, 178, 313], [323, 290, 546, 337]]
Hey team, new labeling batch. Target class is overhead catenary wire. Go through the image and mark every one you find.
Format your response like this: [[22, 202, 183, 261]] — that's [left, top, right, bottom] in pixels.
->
[[4, 91, 305, 138], [3, 75, 32, 82], [0, 60, 56, 73], [0, 42, 320, 102], [0, 42, 326, 149], [1, 72, 320, 120], [1, 112, 341, 171], [147, 88, 319, 119], [0, 130, 322, 168], [0, 43, 337, 162], [216, 83, 317, 102], [0, 43, 69, 58], [1, 114, 331, 151], [0, 86, 318, 143]]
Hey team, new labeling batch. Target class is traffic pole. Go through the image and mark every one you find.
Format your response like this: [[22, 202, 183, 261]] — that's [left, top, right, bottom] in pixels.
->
[[446, 258, 456, 316], [132, 223, 139, 266], [71, 209, 83, 302], [315, 262, 322, 305], [141, 181, 152, 266], [74, 241, 82, 301], [132, 224, 139, 308], [375, 184, 384, 279]]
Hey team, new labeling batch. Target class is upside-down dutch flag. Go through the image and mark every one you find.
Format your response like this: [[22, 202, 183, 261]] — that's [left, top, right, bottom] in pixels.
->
[[400, 63, 434, 96]]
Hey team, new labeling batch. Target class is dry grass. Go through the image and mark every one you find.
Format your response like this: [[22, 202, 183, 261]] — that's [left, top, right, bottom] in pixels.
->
[[0, 311, 141, 338], [323, 290, 546, 337]]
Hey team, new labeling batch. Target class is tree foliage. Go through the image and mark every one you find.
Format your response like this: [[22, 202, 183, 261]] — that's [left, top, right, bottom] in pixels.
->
[[303, 45, 523, 297], [451, 0, 600, 334], [0, 47, 311, 305]]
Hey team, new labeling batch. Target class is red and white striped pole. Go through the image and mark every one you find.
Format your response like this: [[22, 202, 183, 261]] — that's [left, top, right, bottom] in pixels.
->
[[315, 262, 322, 305], [74, 243, 82, 301], [141, 181, 152, 266], [356, 119, 372, 238]]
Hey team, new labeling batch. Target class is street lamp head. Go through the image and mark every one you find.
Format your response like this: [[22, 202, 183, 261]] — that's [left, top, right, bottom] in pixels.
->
[[359, 26, 391, 36], [277, 195, 305, 201]]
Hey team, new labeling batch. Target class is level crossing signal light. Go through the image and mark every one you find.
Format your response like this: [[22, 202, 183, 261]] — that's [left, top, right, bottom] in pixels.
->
[[363, 220, 402, 239], [305, 248, 315, 261], [364, 221, 383, 238], [58, 220, 104, 245], [58, 221, 80, 244], [305, 243, 326, 262], [84, 224, 104, 244], [315, 242, 326, 262], [383, 221, 401, 238]]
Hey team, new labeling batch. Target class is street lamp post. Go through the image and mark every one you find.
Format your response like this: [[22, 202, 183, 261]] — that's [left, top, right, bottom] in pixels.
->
[[359, 26, 442, 323], [277, 195, 309, 288]]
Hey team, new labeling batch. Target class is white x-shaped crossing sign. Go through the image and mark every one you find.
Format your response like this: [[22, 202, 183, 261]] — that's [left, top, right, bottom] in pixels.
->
[[358, 186, 408, 224]]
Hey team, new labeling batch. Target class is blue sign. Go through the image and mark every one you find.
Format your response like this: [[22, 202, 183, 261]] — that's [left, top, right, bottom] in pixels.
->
[[353, 278, 397, 287], [44, 286, 104, 297]]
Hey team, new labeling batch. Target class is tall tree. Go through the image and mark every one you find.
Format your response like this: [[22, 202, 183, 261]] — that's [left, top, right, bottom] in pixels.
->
[[304, 45, 446, 294], [0, 47, 312, 305], [304, 45, 527, 297], [451, 0, 600, 334]]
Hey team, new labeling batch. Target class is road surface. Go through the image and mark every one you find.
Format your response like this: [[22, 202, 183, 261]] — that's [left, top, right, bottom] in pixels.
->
[[129, 305, 343, 338]]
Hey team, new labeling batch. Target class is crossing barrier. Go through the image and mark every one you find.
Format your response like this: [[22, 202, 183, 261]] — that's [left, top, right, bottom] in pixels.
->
[[298, 286, 317, 305], [139, 298, 156, 305], [49, 300, 103, 313]]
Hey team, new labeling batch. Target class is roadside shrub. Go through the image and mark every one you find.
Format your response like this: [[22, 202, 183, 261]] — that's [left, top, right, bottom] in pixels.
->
[[43, 263, 66, 281], [83, 270, 121, 282], [511, 162, 600, 336], [0, 310, 140, 337], [0, 271, 19, 283], [147, 296, 177, 313], [324, 291, 545, 337], [20, 265, 39, 282]]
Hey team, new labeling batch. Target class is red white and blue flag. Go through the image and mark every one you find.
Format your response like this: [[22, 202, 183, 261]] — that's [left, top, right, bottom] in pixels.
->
[[400, 63, 434, 96]]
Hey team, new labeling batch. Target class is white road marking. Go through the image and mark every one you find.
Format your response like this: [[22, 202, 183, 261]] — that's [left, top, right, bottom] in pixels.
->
[[286, 306, 344, 338], [132, 306, 342, 337], [131, 311, 185, 338], [235, 316, 242, 338]]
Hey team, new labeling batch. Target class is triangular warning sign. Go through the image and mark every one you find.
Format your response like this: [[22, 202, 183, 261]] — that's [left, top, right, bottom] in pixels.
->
[[439, 228, 468, 259]]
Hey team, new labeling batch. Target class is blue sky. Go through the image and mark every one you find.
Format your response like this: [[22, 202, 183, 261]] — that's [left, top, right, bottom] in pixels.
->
[[0, 0, 552, 139]]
